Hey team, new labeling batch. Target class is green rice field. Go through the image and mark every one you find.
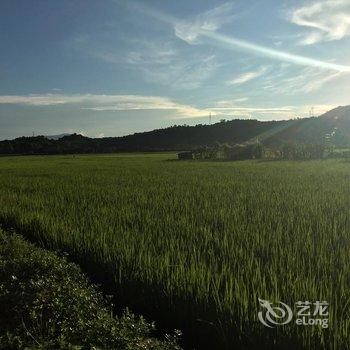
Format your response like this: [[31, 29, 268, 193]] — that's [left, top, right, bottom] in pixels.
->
[[0, 154, 349, 349]]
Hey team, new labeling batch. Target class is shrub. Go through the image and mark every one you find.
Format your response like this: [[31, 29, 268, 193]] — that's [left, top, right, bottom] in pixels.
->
[[177, 152, 193, 160], [225, 143, 265, 160], [0, 230, 181, 350]]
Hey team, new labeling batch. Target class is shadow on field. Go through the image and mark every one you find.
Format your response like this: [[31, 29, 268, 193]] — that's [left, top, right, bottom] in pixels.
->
[[0, 215, 307, 350]]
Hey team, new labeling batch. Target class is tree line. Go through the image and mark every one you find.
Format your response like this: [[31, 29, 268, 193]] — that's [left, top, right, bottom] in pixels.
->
[[1, 114, 349, 155], [178, 141, 348, 161]]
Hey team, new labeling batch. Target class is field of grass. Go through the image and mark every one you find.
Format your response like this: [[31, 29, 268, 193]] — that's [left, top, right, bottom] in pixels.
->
[[0, 154, 349, 349]]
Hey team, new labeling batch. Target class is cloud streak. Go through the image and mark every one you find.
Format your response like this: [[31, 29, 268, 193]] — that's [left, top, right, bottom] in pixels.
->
[[0, 93, 215, 118], [0, 93, 338, 122], [210, 103, 337, 119], [212, 106, 293, 113], [228, 67, 267, 85], [202, 30, 350, 72], [126, 1, 350, 72]]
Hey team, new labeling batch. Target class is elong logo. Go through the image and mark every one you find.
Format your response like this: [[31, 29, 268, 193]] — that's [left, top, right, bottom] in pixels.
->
[[258, 298, 329, 329]]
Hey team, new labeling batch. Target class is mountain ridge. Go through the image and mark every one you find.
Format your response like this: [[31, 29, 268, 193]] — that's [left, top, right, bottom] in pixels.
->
[[1, 105, 349, 154]]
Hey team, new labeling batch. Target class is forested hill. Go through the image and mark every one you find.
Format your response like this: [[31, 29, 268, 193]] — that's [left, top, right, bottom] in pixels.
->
[[1, 105, 350, 154], [0, 119, 285, 154], [263, 105, 350, 147]]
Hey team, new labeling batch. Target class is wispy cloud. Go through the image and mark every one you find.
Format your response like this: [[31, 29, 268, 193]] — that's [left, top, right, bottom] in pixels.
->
[[90, 39, 219, 89], [262, 66, 345, 94], [127, 1, 350, 72], [296, 104, 338, 116], [228, 67, 268, 85], [302, 71, 342, 92], [125, 41, 177, 65], [0, 93, 215, 118], [132, 49, 219, 89], [173, 2, 235, 44], [209, 99, 294, 118], [232, 97, 249, 103], [211, 102, 337, 119], [213, 106, 293, 113], [290, 0, 350, 45], [0, 93, 338, 122]]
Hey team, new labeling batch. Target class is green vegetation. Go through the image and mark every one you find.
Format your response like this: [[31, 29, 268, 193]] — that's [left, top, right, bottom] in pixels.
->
[[178, 142, 266, 161], [0, 229, 181, 350], [0, 154, 349, 349], [178, 141, 333, 161]]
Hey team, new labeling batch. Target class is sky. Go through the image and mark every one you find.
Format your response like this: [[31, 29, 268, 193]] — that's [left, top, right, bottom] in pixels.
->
[[1, 0, 350, 139]]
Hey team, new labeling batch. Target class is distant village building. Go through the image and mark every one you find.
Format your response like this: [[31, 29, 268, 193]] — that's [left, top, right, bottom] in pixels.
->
[[178, 151, 194, 160]]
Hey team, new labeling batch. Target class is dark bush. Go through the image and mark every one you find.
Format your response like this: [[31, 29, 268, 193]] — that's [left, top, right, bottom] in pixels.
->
[[177, 152, 193, 160], [224, 142, 265, 160], [280, 142, 325, 160], [0, 230, 181, 350]]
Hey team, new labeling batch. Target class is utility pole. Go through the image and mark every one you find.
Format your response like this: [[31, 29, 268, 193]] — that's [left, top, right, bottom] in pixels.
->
[[209, 112, 212, 125], [309, 107, 314, 118]]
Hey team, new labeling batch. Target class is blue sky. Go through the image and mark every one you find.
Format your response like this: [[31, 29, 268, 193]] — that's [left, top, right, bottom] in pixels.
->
[[1, 0, 350, 139]]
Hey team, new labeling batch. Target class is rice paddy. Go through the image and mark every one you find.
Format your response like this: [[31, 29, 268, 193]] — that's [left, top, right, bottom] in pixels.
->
[[0, 153, 349, 349]]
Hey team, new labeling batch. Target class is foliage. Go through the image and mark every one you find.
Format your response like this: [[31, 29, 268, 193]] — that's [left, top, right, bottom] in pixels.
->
[[0, 229, 181, 350], [179, 141, 328, 161], [0, 154, 349, 349], [177, 152, 193, 160], [178, 142, 266, 161], [279, 142, 326, 160], [223, 142, 265, 160]]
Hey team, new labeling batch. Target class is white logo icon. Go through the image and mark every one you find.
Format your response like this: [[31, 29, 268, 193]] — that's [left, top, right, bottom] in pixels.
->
[[258, 298, 329, 328], [258, 298, 293, 328]]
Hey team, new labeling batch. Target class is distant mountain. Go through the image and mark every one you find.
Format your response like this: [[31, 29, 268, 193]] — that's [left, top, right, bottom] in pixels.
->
[[263, 105, 350, 147], [0, 105, 349, 155], [320, 105, 350, 138], [103, 119, 284, 151], [321, 105, 350, 121]]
